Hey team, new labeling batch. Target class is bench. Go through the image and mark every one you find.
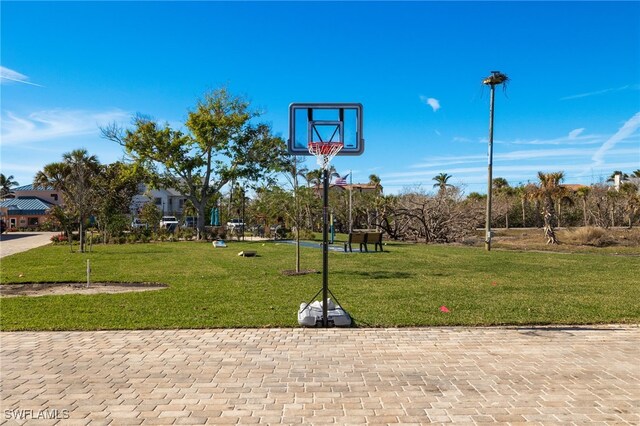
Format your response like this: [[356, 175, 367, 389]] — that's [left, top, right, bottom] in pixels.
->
[[344, 231, 384, 252], [367, 231, 384, 252]]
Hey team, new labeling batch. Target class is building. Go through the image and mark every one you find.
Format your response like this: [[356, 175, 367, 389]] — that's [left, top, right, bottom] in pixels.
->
[[331, 183, 383, 194], [130, 185, 189, 216], [0, 197, 55, 230], [7, 184, 62, 205], [0, 185, 61, 230]]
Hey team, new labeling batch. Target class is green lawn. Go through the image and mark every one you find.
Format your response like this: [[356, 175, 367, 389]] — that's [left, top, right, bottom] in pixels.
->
[[1, 240, 639, 330]]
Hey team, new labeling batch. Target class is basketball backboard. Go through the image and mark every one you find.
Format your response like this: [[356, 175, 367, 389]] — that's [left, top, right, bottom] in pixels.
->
[[288, 103, 364, 156]]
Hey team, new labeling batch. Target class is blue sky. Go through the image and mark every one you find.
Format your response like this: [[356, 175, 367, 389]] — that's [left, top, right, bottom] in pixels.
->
[[2, 1, 639, 195]]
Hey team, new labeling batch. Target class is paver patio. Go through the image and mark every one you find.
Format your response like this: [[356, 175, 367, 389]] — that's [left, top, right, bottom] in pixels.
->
[[1, 326, 638, 425]]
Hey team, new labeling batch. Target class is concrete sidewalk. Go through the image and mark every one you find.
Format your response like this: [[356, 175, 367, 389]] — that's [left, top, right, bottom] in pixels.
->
[[1, 326, 638, 424], [0, 232, 58, 258]]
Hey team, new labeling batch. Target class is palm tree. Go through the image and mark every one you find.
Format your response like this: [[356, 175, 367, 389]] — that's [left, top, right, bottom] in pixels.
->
[[305, 169, 323, 188], [535, 171, 565, 244], [607, 171, 629, 182], [432, 173, 453, 196], [514, 185, 529, 227], [34, 149, 101, 253], [632, 170, 640, 178], [0, 174, 19, 197], [492, 177, 509, 191], [368, 174, 382, 194], [619, 182, 639, 228], [492, 178, 513, 228], [575, 186, 591, 227]]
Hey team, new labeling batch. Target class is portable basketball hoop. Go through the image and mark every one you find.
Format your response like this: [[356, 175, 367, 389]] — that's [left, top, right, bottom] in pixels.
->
[[308, 141, 344, 170], [288, 103, 364, 327]]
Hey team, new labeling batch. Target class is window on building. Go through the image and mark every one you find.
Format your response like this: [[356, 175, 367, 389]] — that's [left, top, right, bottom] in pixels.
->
[[154, 198, 162, 205], [29, 217, 39, 226], [51, 194, 58, 201]]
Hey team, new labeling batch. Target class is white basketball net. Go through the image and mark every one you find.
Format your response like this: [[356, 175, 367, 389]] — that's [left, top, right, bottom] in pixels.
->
[[308, 142, 343, 170]]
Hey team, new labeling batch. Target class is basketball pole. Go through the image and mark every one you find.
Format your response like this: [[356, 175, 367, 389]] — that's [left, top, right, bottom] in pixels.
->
[[322, 168, 330, 327]]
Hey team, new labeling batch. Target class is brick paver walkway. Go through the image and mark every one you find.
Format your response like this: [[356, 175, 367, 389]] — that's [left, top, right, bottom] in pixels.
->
[[1, 326, 638, 425]]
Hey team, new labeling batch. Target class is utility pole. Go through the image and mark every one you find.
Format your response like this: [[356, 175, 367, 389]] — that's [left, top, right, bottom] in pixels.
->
[[483, 71, 509, 251]]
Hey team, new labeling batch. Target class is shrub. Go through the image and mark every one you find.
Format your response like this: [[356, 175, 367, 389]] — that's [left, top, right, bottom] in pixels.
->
[[567, 227, 615, 247], [182, 228, 195, 240], [299, 229, 315, 240], [50, 234, 68, 244]]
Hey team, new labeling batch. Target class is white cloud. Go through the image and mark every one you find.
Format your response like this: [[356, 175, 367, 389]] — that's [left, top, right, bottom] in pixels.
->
[[560, 84, 639, 101], [453, 136, 472, 143], [508, 133, 603, 146], [0, 66, 43, 87], [419, 95, 440, 112], [1, 109, 130, 145], [568, 128, 584, 139], [591, 112, 640, 167]]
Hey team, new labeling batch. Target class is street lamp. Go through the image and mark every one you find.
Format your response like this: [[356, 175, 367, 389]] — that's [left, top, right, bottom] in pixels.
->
[[483, 71, 509, 252]]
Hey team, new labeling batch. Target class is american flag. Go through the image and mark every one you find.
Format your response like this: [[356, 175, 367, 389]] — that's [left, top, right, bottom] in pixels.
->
[[335, 173, 349, 186]]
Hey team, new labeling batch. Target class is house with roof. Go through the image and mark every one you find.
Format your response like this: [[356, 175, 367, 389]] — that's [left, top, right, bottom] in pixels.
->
[[0, 185, 61, 230], [130, 185, 189, 216], [331, 182, 383, 194], [0, 197, 55, 230], [7, 184, 62, 205]]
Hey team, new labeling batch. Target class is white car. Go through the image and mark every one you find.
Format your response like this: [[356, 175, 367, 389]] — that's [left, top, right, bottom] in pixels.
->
[[131, 218, 148, 230], [226, 218, 245, 232], [159, 216, 179, 230]]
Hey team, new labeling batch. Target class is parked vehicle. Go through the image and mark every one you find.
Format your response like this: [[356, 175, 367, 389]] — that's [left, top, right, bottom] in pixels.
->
[[181, 216, 197, 229], [226, 218, 244, 232], [159, 216, 179, 231], [270, 224, 287, 240], [131, 218, 148, 230]]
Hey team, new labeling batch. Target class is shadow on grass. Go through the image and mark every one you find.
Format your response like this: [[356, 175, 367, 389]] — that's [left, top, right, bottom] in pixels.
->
[[334, 270, 414, 279]]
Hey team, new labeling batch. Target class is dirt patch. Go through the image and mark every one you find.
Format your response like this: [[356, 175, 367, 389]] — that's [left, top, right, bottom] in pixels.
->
[[0, 282, 168, 298], [281, 269, 319, 276]]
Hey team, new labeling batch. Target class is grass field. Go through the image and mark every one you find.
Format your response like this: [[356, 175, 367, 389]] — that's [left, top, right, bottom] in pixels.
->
[[1, 239, 639, 331]]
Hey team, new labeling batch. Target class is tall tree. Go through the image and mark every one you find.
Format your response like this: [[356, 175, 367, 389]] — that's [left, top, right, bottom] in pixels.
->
[[619, 182, 640, 228], [0, 174, 19, 197], [281, 156, 309, 272], [432, 173, 453, 196], [93, 162, 145, 243], [607, 171, 629, 182], [102, 87, 286, 239], [492, 178, 514, 229], [575, 186, 591, 227], [535, 171, 565, 244], [304, 169, 323, 188], [34, 149, 101, 252]]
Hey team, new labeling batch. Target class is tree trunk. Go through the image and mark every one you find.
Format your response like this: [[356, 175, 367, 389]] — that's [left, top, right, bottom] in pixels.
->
[[542, 198, 558, 244], [79, 219, 85, 253], [610, 207, 615, 227], [197, 202, 207, 240], [557, 201, 562, 228], [521, 198, 526, 227], [582, 199, 588, 227]]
